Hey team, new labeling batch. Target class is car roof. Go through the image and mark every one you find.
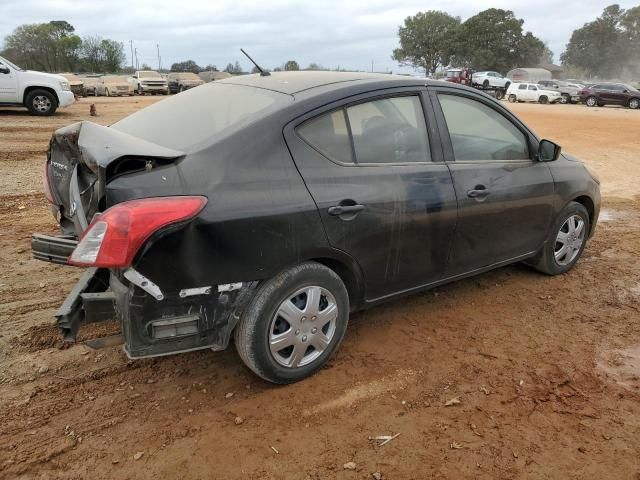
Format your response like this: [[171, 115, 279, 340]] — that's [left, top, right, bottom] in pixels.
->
[[219, 71, 426, 95]]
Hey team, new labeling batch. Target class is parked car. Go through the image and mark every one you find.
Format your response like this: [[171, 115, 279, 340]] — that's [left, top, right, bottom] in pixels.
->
[[472, 71, 511, 89], [198, 70, 232, 83], [33, 72, 600, 384], [537, 80, 584, 104], [0, 55, 75, 115], [82, 76, 100, 96], [97, 76, 133, 97], [578, 83, 640, 109], [167, 72, 205, 93], [60, 73, 85, 97], [507, 82, 562, 104], [129, 70, 169, 95]]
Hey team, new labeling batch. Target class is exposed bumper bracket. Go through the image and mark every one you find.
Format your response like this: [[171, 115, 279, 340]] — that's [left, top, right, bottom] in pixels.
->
[[55, 267, 114, 342]]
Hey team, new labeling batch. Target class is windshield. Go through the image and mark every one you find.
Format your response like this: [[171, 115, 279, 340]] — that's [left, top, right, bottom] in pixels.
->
[[139, 71, 161, 78], [112, 82, 292, 151], [106, 76, 127, 83], [621, 84, 639, 91], [174, 73, 199, 80], [0, 56, 23, 71]]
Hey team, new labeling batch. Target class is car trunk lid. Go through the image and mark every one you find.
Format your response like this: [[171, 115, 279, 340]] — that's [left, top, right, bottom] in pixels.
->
[[45, 121, 184, 237]]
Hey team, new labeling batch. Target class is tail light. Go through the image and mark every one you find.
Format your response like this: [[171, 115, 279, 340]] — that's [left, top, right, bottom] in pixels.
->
[[68, 196, 207, 268], [42, 160, 56, 204]]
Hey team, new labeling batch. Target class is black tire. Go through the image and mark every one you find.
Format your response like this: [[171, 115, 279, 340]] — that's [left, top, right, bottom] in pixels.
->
[[495, 89, 505, 100], [483, 79, 490, 88], [508, 94, 517, 103], [25, 89, 57, 116], [529, 201, 590, 276], [560, 93, 570, 104], [629, 98, 640, 109], [585, 96, 598, 107], [234, 262, 349, 384], [539, 95, 548, 104], [504, 81, 511, 90]]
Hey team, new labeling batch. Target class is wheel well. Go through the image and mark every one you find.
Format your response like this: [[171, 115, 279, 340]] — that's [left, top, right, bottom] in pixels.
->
[[573, 195, 595, 231], [23, 86, 59, 106], [311, 257, 362, 308]]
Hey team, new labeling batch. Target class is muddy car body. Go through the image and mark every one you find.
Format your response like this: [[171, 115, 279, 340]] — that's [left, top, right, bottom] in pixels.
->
[[167, 72, 205, 93], [33, 72, 600, 383], [60, 73, 85, 97], [97, 76, 133, 97]]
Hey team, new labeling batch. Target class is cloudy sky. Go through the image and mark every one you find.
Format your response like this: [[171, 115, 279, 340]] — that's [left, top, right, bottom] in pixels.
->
[[0, 0, 636, 73]]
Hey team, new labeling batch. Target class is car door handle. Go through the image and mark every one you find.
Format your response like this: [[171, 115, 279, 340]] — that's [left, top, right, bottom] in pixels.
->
[[467, 188, 490, 198], [328, 204, 365, 216]]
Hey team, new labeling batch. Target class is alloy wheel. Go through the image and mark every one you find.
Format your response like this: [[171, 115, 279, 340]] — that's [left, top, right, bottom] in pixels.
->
[[269, 286, 338, 368], [629, 98, 639, 109], [32, 95, 52, 113], [586, 96, 597, 107], [554, 214, 586, 266]]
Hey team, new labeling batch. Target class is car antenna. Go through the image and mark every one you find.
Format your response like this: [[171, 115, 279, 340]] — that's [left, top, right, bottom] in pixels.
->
[[240, 49, 270, 76]]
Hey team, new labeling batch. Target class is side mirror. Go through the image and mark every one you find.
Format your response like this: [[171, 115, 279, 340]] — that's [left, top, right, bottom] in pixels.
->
[[0, 66, 9, 74], [538, 139, 561, 162]]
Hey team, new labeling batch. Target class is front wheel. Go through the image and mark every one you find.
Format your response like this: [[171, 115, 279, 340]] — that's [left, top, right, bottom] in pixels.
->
[[508, 94, 517, 103], [539, 95, 548, 104], [585, 96, 598, 107], [629, 98, 640, 109], [25, 89, 57, 116], [234, 262, 349, 384], [529, 201, 590, 275]]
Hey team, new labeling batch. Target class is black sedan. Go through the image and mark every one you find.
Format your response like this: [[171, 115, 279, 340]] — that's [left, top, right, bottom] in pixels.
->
[[33, 72, 601, 383]]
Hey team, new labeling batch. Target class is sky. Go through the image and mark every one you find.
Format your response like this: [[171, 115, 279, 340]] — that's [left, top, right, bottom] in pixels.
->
[[0, 0, 637, 74]]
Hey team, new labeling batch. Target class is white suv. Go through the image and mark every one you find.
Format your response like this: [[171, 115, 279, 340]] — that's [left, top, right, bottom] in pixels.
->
[[0, 55, 75, 115], [507, 82, 562, 104], [472, 71, 511, 89]]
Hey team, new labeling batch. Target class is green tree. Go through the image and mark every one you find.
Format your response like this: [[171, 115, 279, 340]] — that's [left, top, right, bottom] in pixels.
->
[[306, 63, 325, 70], [100, 39, 126, 72], [284, 60, 300, 71], [170, 59, 202, 73], [203, 64, 218, 71], [560, 4, 636, 77], [2, 21, 81, 71], [453, 9, 544, 72], [392, 10, 461, 75]]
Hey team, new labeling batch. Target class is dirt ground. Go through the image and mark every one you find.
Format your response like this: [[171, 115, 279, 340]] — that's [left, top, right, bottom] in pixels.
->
[[1, 96, 639, 480]]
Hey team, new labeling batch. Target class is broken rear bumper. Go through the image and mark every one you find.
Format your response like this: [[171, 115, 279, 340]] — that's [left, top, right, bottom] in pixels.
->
[[31, 233, 77, 265]]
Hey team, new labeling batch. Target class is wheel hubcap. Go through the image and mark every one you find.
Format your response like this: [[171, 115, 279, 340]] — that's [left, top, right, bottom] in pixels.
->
[[33, 95, 51, 112], [554, 214, 585, 266], [269, 286, 338, 368]]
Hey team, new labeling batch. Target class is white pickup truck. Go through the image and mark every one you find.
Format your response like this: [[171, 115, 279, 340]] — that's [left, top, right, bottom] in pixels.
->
[[0, 55, 75, 115]]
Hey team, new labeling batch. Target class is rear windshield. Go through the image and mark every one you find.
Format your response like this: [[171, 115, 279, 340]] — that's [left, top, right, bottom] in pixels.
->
[[112, 82, 292, 150]]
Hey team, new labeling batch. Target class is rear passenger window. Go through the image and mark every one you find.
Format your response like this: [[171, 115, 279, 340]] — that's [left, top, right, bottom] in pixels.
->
[[346, 96, 431, 164], [297, 109, 353, 164], [518, 84, 527, 90], [438, 94, 529, 161]]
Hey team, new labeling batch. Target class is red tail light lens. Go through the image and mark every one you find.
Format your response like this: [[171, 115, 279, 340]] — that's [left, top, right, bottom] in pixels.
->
[[69, 196, 207, 268], [42, 160, 56, 204]]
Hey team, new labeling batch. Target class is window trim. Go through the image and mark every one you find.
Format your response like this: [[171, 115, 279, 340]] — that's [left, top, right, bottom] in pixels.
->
[[291, 87, 442, 167], [429, 87, 537, 164]]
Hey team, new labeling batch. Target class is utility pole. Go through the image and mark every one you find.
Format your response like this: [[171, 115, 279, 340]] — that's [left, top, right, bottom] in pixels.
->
[[130, 40, 134, 69], [157, 44, 161, 71], [134, 48, 139, 70], [371, 59, 374, 73]]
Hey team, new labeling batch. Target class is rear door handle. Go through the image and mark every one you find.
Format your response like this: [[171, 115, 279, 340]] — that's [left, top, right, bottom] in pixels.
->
[[328, 204, 365, 216], [467, 187, 490, 198]]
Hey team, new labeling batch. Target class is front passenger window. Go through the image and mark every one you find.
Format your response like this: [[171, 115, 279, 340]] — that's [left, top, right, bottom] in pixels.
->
[[346, 96, 431, 164], [438, 94, 529, 161]]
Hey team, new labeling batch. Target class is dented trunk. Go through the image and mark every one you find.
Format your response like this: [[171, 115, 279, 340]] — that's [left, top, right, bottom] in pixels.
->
[[45, 121, 185, 237]]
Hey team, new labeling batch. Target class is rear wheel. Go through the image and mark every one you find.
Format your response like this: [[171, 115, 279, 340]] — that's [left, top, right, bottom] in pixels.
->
[[529, 201, 590, 275], [483, 79, 490, 88], [25, 89, 57, 116], [495, 89, 505, 100], [629, 98, 640, 109], [234, 262, 349, 384], [585, 96, 598, 107], [508, 94, 517, 103]]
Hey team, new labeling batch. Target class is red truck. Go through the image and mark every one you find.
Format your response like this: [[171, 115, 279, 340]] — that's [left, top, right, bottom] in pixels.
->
[[444, 67, 507, 100]]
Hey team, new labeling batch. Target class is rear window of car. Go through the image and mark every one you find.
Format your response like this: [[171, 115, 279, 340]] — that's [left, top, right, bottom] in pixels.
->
[[112, 83, 292, 151], [297, 110, 353, 164]]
